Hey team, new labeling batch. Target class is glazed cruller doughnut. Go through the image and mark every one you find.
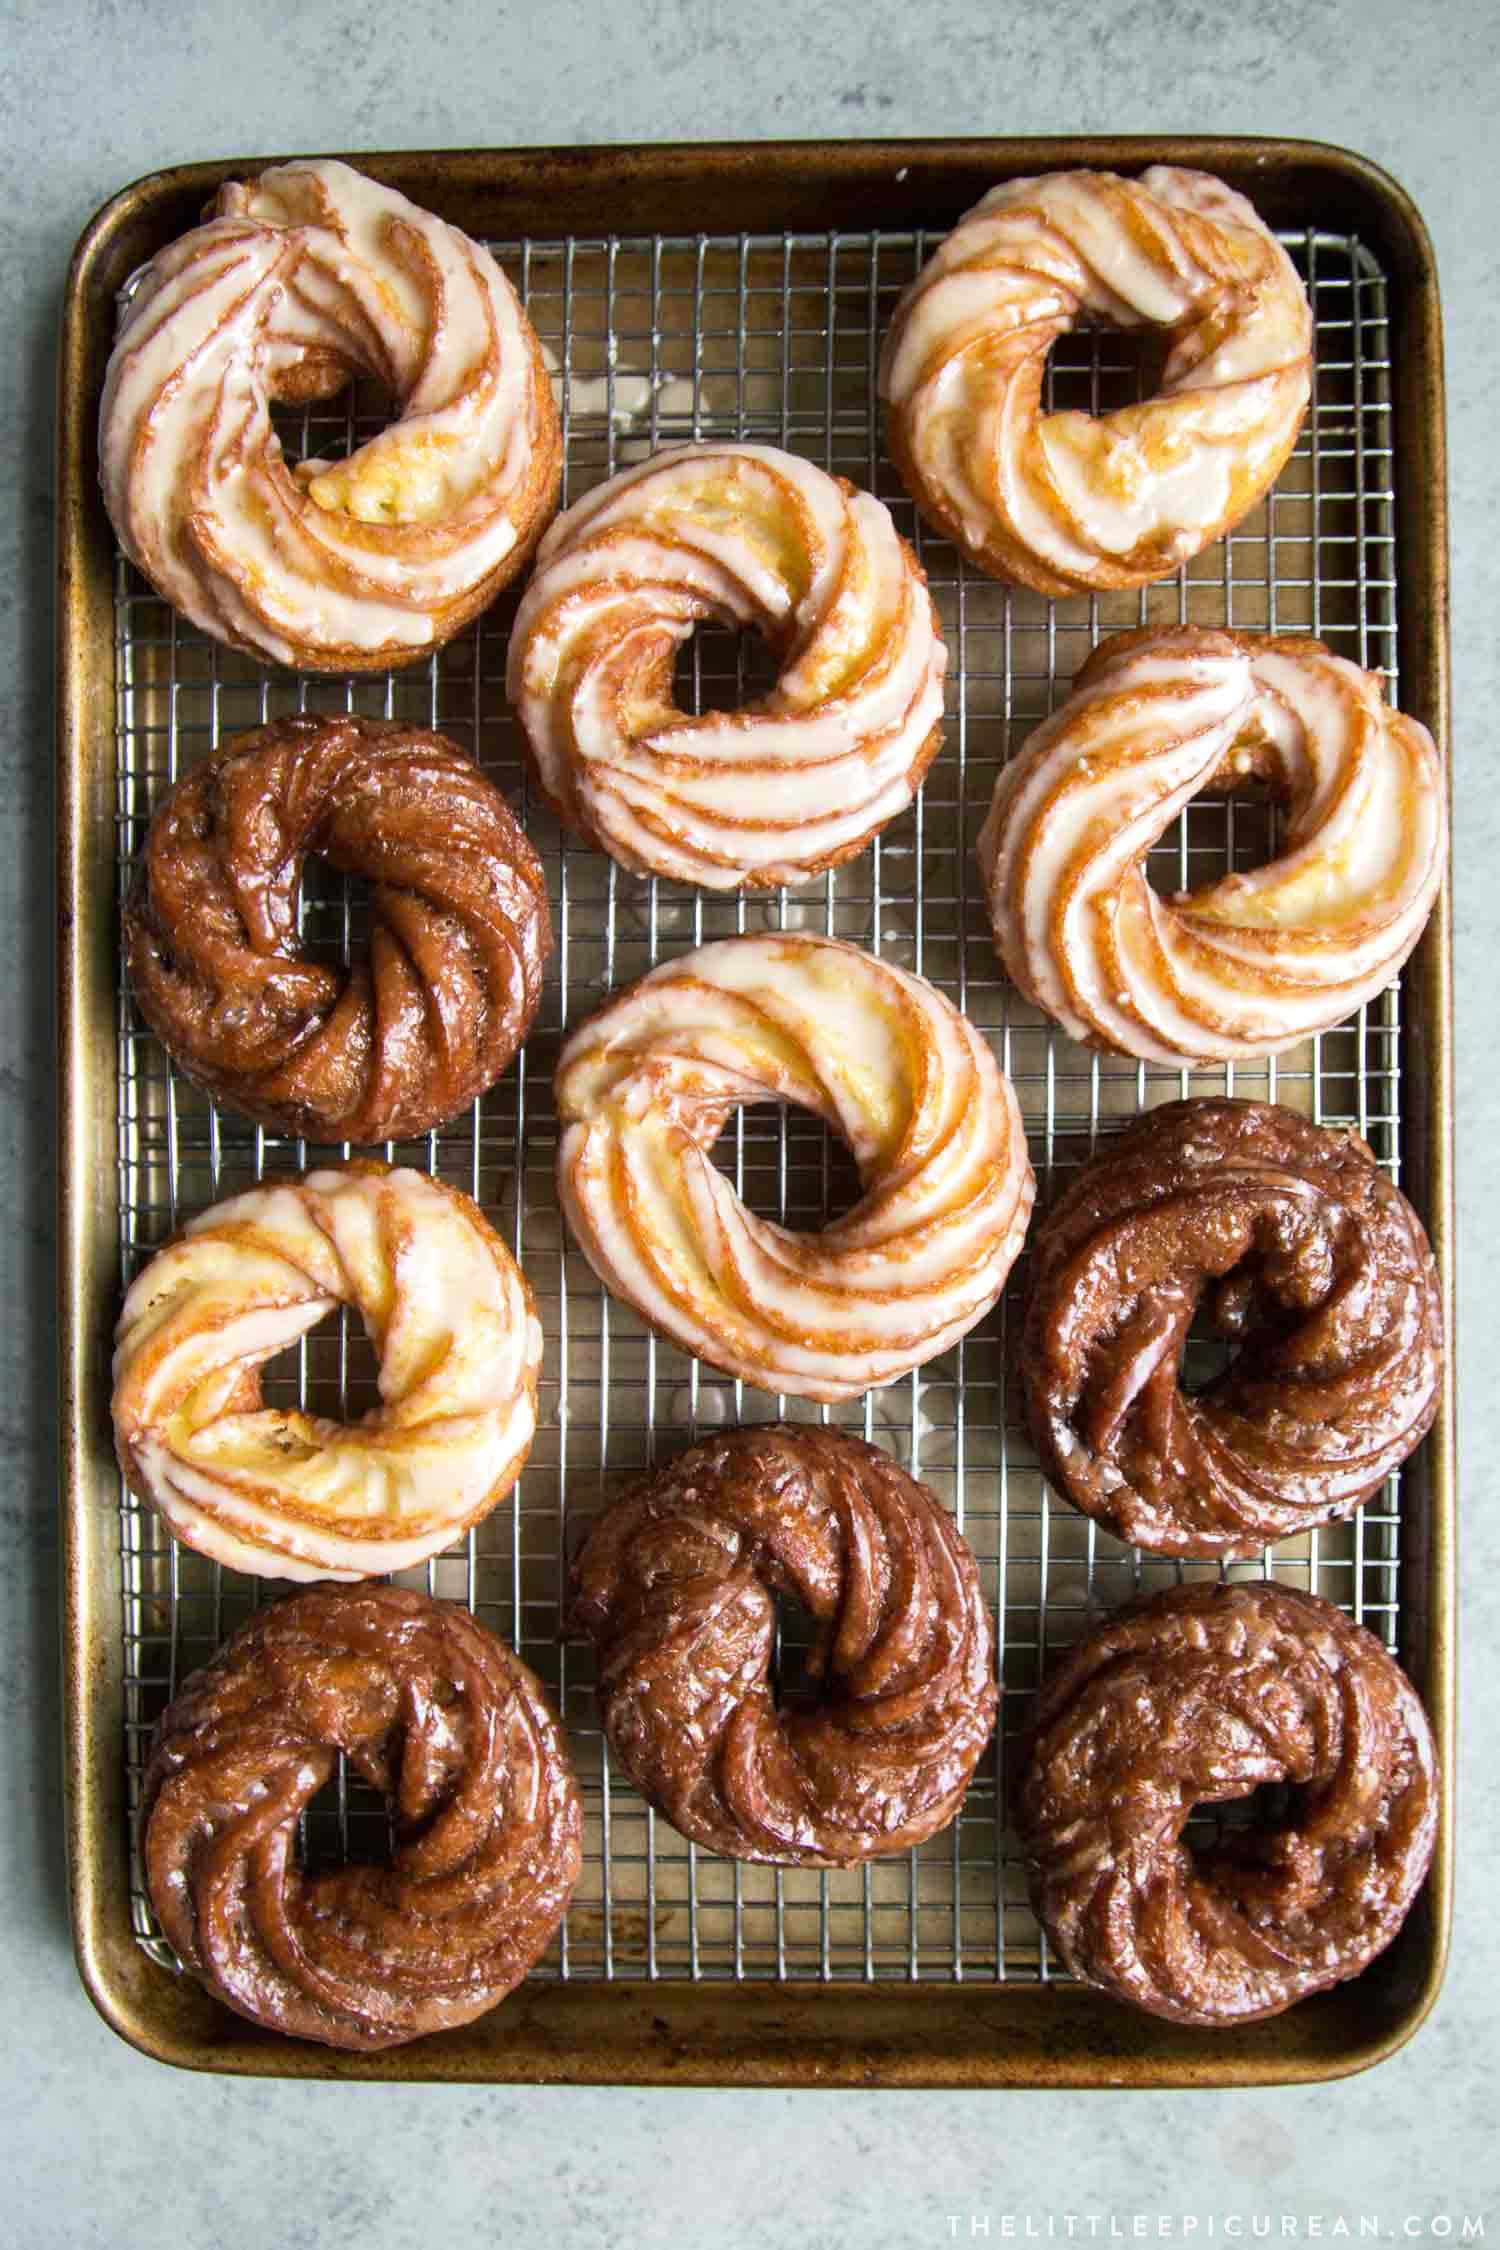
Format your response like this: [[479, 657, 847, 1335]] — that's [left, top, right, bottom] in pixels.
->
[[979, 627, 1446, 1068], [881, 167, 1312, 594], [100, 158, 561, 670], [555, 933, 1035, 1401], [507, 443, 946, 888], [111, 1163, 543, 1581], [123, 713, 552, 1146], [1020, 1100, 1443, 1558], [143, 1585, 581, 2051], [574, 1426, 997, 1866], [1014, 1581, 1438, 2026]]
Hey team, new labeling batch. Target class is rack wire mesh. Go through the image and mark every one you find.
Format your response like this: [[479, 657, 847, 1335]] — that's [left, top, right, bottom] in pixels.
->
[[113, 219, 1405, 1987]]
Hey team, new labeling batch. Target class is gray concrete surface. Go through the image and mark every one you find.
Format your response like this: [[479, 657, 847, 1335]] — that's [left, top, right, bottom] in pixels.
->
[[2, 3, 1496, 2243]]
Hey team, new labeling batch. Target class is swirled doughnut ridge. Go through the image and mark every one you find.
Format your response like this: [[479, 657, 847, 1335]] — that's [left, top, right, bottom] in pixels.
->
[[979, 627, 1445, 1067], [573, 1426, 997, 1864], [1020, 1100, 1443, 1557], [112, 1164, 543, 1581], [881, 167, 1312, 593], [554, 934, 1035, 1402], [124, 713, 551, 1144], [1014, 1581, 1438, 2025], [507, 443, 947, 888], [100, 158, 560, 669], [142, 1586, 582, 2050]]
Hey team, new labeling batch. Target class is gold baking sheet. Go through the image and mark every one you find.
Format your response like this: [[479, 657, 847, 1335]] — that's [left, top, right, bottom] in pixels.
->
[[57, 138, 1453, 2085]]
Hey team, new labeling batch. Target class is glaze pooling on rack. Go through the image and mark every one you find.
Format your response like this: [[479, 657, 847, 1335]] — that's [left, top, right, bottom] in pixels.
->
[[113, 220, 1405, 1987]]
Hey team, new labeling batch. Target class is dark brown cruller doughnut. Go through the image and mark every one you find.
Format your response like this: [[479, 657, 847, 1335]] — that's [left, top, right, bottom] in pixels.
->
[[141, 1586, 581, 2052], [1013, 1580, 1438, 2026], [124, 712, 552, 1143], [572, 1425, 997, 1866], [1021, 1098, 1443, 1557]]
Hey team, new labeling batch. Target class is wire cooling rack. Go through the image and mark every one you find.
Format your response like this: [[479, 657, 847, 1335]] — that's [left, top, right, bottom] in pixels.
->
[[113, 222, 1405, 1986]]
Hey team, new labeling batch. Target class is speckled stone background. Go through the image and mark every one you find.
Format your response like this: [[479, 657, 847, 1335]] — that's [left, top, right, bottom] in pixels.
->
[[4, 4, 1497, 2243]]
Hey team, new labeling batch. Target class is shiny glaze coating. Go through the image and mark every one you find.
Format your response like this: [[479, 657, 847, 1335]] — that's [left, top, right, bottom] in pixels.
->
[[124, 713, 551, 1144], [1014, 1580, 1438, 2025], [554, 933, 1035, 1402], [978, 627, 1446, 1068], [112, 1163, 543, 1581], [1021, 1100, 1442, 1557], [100, 159, 561, 671], [880, 167, 1311, 594], [507, 443, 946, 888], [142, 1586, 582, 2051], [573, 1426, 997, 1865]]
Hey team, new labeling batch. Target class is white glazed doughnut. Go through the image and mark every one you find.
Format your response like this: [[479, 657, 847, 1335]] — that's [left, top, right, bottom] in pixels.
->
[[554, 934, 1034, 1401], [506, 443, 946, 888], [111, 1164, 543, 1581], [100, 159, 561, 670], [978, 627, 1446, 1067], [880, 167, 1312, 594]]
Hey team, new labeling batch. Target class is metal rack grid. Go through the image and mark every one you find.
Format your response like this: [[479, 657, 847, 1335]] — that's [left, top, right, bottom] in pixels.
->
[[112, 220, 1406, 1987]]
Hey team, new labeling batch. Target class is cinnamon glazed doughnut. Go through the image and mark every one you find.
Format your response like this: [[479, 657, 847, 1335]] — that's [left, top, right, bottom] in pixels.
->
[[142, 1585, 581, 2050], [880, 168, 1312, 593], [125, 713, 551, 1144], [506, 443, 946, 888], [978, 628, 1445, 1067], [112, 1163, 542, 1581], [1014, 1581, 1438, 2025], [100, 158, 560, 670], [573, 1426, 996, 1864], [555, 934, 1034, 1401], [1021, 1100, 1442, 1558]]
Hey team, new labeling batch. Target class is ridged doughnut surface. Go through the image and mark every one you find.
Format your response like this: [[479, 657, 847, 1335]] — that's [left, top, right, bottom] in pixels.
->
[[112, 1164, 543, 1581], [142, 1586, 581, 2050], [1014, 1581, 1438, 2025], [101, 158, 560, 669], [573, 1426, 997, 1864], [881, 167, 1311, 593], [506, 443, 946, 888], [979, 627, 1445, 1067], [124, 713, 551, 1144], [1021, 1100, 1442, 1557], [555, 934, 1035, 1401]]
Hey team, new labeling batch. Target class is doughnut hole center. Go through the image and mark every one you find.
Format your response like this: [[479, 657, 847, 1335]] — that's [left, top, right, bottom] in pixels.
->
[[1188, 1775, 1297, 1843], [269, 366, 398, 488], [1043, 320, 1169, 420], [1185, 1776, 1313, 1904], [293, 847, 376, 976], [299, 1760, 396, 1876], [258, 1299, 385, 1423], [1145, 777, 1282, 902], [672, 617, 778, 718], [770, 1590, 829, 1707], [1181, 1251, 1312, 1396], [709, 1102, 865, 1231], [1179, 1290, 1241, 1396]]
